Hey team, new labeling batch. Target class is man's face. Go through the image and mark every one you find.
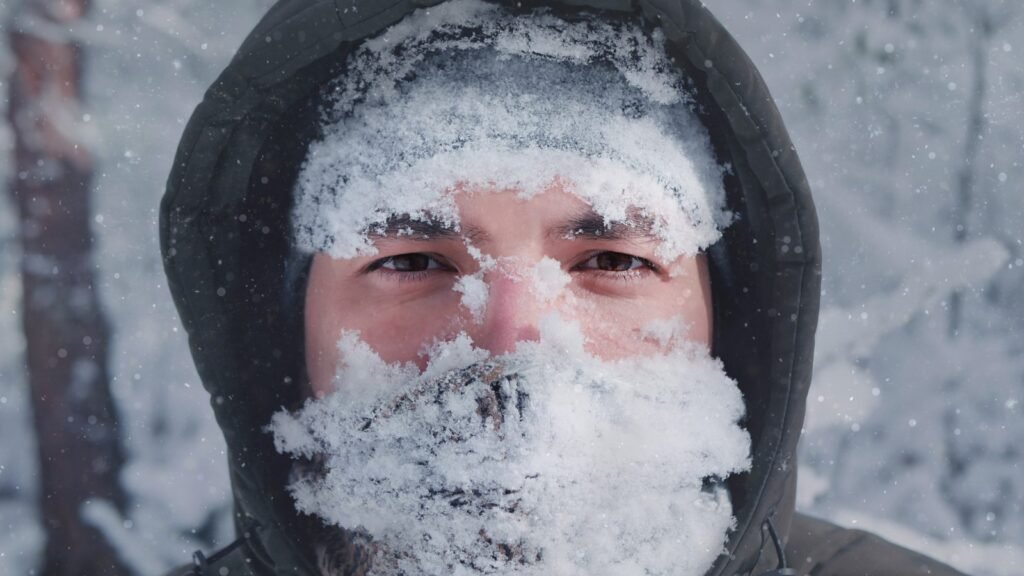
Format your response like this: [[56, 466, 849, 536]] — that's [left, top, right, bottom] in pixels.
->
[[304, 180, 712, 396]]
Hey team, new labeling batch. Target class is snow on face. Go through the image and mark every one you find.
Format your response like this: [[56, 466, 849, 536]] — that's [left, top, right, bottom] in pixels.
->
[[529, 256, 571, 303], [291, 0, 731, 263], [453, 271, 490, 323], [270, 315, 751, 576], [450, 256, 572, 324], [277, 5, 744, 572]]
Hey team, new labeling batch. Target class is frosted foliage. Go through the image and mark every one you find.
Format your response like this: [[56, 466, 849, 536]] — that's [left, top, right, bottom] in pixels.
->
[[270, 316, 750, 576], [292, 0, 729, 261]]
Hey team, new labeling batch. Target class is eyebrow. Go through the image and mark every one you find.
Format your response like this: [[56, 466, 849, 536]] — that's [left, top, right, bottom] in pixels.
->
[[363, 208, 658, 244], [364, 214, 487, 243], [548, 207, 659, 242]]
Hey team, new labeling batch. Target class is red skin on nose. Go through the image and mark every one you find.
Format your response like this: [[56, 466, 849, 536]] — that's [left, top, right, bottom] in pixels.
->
[[469, 271, 544, 356]]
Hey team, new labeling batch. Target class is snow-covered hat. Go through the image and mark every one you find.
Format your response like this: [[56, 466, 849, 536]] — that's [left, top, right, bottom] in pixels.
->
[[291, 0, 731, 263]]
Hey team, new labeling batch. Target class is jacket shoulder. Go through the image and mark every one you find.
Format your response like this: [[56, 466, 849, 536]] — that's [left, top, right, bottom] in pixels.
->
[[786, 512, 968, 576]]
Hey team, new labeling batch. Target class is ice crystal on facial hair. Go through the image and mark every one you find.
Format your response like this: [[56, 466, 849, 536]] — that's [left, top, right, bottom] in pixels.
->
[[270, 315, 751, 576], [291, 0, 731, 262]]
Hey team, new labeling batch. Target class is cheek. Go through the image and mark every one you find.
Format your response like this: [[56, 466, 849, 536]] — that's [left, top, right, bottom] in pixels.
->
[[304, 285, 347, 398], [567, 282, 711, 360], [352, 300, 465, 367], [305, 285, 467, 395]]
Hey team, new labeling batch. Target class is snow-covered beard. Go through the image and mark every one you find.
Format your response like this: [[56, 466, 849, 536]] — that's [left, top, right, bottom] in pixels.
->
[[271, 318, 751, 576]]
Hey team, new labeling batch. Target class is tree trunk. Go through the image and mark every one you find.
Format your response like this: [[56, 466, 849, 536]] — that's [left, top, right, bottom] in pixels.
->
[[5, 1, 129, 574], [948, 7, 992, 338]]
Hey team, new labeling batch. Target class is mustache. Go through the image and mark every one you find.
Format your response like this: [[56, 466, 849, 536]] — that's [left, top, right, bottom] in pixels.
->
[[277, 342, 750, 576], [302, 361, 538, 575], [364, 361, 531, 433]]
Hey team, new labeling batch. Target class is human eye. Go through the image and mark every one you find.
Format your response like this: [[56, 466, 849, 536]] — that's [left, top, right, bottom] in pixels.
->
[[366, 253, 454, 280], [572, 251, 659, 278]]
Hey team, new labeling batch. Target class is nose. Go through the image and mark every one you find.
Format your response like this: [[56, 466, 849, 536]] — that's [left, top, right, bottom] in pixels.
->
[[470, 268, 544, 356]]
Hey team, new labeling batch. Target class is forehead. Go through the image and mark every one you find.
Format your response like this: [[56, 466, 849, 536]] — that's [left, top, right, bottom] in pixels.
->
[[454, 181, 588, 227]]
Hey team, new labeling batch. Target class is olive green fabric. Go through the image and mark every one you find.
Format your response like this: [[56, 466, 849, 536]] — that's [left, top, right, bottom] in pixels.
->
[[160, 0, 964, 575]]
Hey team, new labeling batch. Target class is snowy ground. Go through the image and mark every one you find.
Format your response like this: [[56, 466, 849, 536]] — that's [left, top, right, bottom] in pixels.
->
[[1, 1, 1021, 574]]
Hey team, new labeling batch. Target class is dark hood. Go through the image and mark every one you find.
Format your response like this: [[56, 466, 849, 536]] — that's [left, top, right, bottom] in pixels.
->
[[160, 0, 821, 574]]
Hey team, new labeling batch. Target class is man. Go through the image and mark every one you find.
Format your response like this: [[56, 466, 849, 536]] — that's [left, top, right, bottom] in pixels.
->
[[161, 0, 967, 574]]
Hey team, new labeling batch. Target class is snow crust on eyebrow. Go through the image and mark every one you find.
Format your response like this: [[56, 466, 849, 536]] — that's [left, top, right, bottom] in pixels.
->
[[291, 0, 731, 261]]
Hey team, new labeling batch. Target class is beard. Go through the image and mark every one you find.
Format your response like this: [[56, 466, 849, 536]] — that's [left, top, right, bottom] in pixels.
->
[[271, 321, 751, 576]]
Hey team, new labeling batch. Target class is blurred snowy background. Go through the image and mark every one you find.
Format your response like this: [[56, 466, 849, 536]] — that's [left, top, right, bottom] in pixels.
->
[[0, 0, 1020, 574]]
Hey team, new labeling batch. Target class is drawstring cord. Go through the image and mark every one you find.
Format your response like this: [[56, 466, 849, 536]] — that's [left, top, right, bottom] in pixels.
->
[[191, 550, 210, 574], [190, 516, 262, 575], [755, 516, 797, 576]]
